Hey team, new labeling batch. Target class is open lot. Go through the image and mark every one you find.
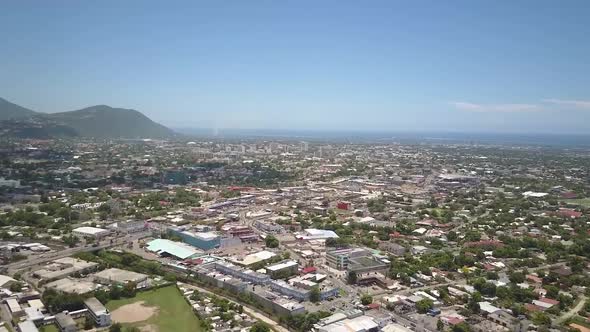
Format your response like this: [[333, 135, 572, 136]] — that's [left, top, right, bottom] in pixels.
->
[[106, 285, 203, 332], [562, 198, 590, 208]]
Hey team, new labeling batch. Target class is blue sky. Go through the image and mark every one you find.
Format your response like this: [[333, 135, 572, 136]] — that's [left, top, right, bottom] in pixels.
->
[[1, 1, 589, 133]]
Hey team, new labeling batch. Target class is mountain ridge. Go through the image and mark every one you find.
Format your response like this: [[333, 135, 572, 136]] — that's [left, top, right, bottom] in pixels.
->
[[0, 97, 175, 138], [0, 97, 38, 120]]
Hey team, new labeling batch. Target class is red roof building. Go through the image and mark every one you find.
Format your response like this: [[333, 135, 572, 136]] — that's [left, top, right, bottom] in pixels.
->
[[561, 192, 578, 199], [366, 303, 380, 310], [301, 266, 317, 274], [555, 208, 582, 219]]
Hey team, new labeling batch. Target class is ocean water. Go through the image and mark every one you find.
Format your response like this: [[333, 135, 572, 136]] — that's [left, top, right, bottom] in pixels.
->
[[175, 128, 590, 148]]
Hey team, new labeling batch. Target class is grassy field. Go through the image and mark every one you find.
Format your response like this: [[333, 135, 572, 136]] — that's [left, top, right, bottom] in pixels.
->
[[562, 198, 590, 208], [106, 286, 203, 332], [568, 316, 590, 328], [39, 325, 59, 332]]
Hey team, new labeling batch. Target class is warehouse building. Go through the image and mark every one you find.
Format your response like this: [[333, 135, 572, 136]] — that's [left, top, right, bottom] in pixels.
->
[[33, 258, 99, 282], [168, 227, 221, 251], [92, 268, 148, 288], [146, 239, 201, 260], [72, 226, 110, 239]]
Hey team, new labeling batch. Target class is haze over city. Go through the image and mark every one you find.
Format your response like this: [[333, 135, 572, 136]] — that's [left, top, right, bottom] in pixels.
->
[[1, 1, 590, 134], [3, 3, 590, 332]]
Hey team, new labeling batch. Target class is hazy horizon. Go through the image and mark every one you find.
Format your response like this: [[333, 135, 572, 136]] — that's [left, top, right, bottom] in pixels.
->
[[2, 1, 590, 134]]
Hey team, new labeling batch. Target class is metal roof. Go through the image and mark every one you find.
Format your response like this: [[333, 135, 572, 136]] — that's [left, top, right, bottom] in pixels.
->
[[146, 238, 200, 259]]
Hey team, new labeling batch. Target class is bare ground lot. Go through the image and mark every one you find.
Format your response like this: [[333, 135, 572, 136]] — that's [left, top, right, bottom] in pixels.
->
[[111, 301, 159, 323]]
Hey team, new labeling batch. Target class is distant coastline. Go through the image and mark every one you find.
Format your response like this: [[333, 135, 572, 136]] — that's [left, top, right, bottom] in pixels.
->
[[174, 127, 590, 147]]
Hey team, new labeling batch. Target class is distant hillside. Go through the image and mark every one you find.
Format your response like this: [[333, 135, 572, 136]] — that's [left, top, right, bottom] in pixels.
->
[[0, 117, 78, 139], [0, 97, 38, 120], [49, 105, 175, 138], [0, 98, 175, 139]]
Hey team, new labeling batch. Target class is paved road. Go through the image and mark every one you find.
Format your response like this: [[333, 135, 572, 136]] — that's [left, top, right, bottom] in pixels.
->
[[4, 231, 151, 275]]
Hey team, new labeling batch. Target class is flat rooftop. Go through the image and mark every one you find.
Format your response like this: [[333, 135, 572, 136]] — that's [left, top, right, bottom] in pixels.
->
[[146, 238, 201, 259], [92, 268, 147, 284], [44, 278, 99, 294], [73, 226, 109, 235], [84, 297, 107, 314], [266, 260, 298, 272]]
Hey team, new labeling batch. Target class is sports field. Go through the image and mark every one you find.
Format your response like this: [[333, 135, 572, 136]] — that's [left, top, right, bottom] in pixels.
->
[[562, 198, 590, 208], [106, 285, 203, 332]]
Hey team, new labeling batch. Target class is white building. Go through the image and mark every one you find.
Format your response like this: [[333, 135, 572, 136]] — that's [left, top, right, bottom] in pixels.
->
[[109, 220, 146, 233], [84, 297, 111, 327], [296, 229, 339, 241], [72, 226, 110, 239], [17, 320, 39, 332]]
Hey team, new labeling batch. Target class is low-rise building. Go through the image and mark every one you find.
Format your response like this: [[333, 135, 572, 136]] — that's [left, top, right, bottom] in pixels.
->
[[296, 229, 339, 241], [55, 312, 78, 332], [146, 239, 201, 260], [33, 258, 99, 282], [109, 220, 146, 233], [5, 298, 24, 318], [17, 320, 39, 332], [266, 260, 299, 279], [84, 297, 111, 327], [253, 220, 285, 234], [168, 228, 221, 251], [379, 242, 406, 256], [317, 315, 379, 332], [92, 268, 148, 287], [326, 248, 369, 271], [72, 226, 110, 239], [213, 261, 270, 285]]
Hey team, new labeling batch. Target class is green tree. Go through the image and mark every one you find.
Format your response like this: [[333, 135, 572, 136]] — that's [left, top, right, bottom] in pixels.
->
[[63, 234, 80, 248], [416, 299, 434, 313], [250, 322, 271, 332], [347, 271, 358, 284], [9, 282, 22, 292], [122, 281, 137, 298], [544, 285, 559, 299], [508, 271, 525, 284], [437, 319, 444, 331], [309, 286, 321, 303], [109, 323, 122, 332], [452, 322, 471, 332], [467, 297, 480, 314], [361, 294, 373, 305], [265, 235, 279, 248], [84, 317, 94, 330], [531, 312, 551, 326]]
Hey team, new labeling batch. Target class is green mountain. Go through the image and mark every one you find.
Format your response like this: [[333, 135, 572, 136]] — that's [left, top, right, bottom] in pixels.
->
[[0, 98, 175, 139], [49, 105, 175, 138], [0, 97, 38, 120], [0, 117, 78, 139]]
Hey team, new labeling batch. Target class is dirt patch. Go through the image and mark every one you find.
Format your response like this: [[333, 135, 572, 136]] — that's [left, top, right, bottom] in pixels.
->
[[111, 301, 159, 323]]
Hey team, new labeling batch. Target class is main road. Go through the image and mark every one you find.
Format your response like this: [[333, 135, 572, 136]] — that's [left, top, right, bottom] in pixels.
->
[[3, 231, 151, 275]]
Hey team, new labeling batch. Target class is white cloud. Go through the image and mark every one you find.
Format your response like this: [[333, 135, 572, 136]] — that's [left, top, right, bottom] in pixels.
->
[[450, 101, 541, 113], [542, 99, 590, 110]]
